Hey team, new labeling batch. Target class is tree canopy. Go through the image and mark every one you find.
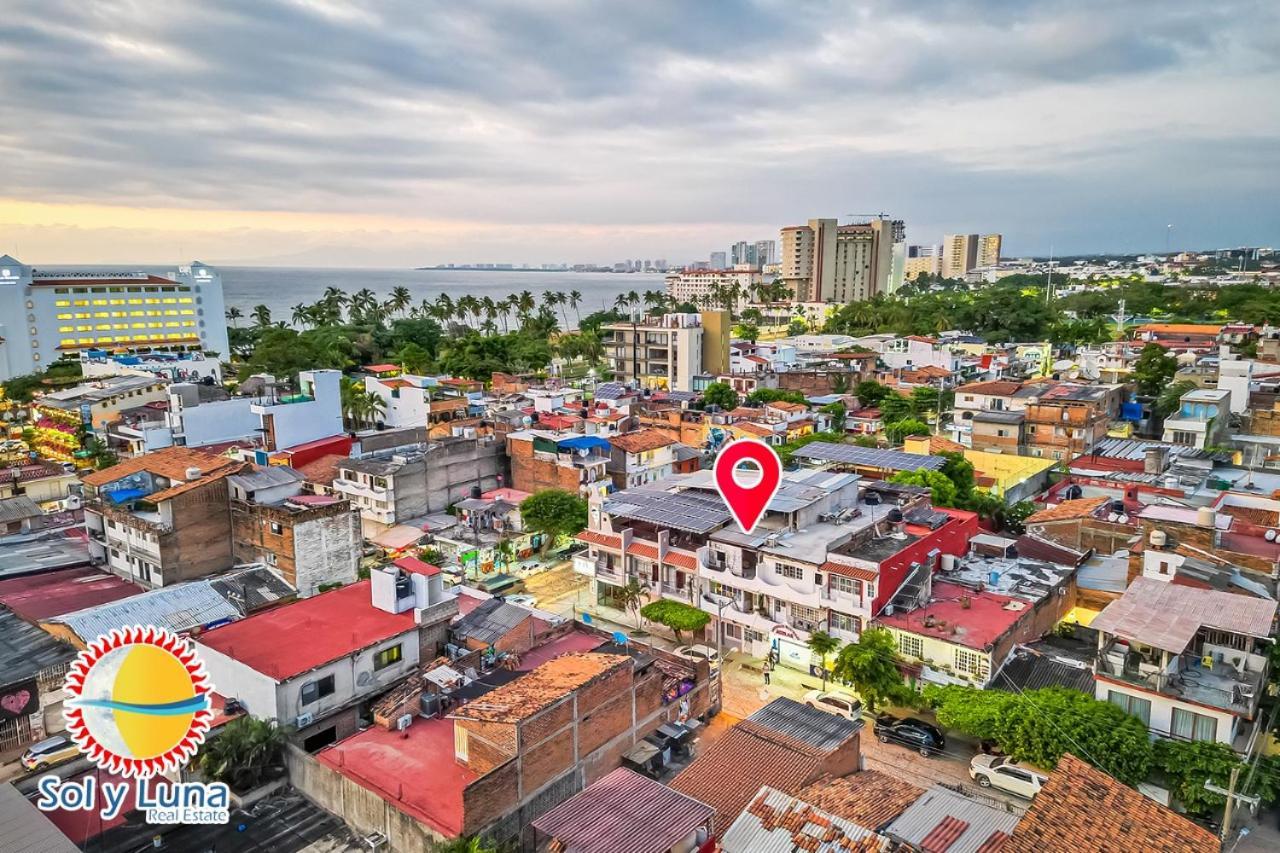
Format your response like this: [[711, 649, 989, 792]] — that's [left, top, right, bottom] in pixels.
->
[[830, 627, 913, 712], [640, 599, 710, 643], [519, 490, 588, 546], [702, 381, 739, 411], [1132, 343, 1179, 397]]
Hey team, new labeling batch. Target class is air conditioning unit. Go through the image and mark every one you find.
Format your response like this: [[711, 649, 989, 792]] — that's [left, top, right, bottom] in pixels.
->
[[295, 712, 314, 728], [396, 714, 413, 732]]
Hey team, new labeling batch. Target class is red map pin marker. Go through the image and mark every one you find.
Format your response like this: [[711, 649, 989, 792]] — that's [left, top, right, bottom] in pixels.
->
[[714, 438, 782, 535]]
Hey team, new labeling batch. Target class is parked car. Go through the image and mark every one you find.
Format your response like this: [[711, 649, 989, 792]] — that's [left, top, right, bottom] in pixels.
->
[[673, 644, 721, 671], [802, 690, 862, 720], [21, 735, 80, 771], [873, 714, 946, 757], [969, 755, 1049, 799]]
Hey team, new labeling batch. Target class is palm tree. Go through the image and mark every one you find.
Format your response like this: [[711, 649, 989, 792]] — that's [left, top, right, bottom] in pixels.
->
[[291, 303, 312, 329], [807, 630, 841, 691], [251, 304, 272, 328], [225, 306, 243, 328], [197, 716, 285, 793], [388, 286, 412, 316], [362, 389, 386, 428], [569, 289, 583, 326], [516, 290, 536, 321], [617, 577, 651, 629]]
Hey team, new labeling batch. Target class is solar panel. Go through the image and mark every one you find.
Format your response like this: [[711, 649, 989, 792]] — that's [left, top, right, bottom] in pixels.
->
[[791, 442, 945, 472], [593, 382, 626, 400], [603, 488, 730, 533]]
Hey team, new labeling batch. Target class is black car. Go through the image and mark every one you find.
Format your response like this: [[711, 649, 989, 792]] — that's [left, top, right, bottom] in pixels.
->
[[873, 714, 946, 757]]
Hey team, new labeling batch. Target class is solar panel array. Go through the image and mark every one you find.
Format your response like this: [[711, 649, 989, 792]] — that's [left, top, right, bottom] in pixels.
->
[[604, 488, 730, 533], [592, 382, 627, 400], [792, 442, 946, 471]]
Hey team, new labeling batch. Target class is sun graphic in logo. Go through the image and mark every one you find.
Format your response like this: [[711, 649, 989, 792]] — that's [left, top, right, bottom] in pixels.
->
[[63, 626, 213, 777]]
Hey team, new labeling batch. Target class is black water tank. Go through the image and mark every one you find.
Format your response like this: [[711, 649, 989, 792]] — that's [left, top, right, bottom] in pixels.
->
[[887, 508, 904, 524], [470, 485, 482, 500]]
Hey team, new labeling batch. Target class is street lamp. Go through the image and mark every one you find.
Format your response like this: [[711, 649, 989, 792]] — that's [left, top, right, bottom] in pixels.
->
[[702, 591, 732, 663]]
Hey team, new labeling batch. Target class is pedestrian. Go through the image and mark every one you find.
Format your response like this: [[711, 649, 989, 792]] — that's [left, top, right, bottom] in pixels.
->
[[762, 658, 772, 685]]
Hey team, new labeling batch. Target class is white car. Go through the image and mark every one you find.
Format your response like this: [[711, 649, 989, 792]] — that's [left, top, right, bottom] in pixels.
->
[[802, 690, 863, 720], [674, 644, 721, 671], [969, 755, 1049, 799]]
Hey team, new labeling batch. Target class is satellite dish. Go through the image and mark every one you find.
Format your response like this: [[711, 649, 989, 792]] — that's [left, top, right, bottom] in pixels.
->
[[357, 671, 372, 687], [1052, 359, 1075, 372]]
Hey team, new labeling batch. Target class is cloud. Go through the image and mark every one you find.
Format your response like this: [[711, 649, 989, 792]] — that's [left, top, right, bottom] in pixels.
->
[[0, 0, 1277, 262]]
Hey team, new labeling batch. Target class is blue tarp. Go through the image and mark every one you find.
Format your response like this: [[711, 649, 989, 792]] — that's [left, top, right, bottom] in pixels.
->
[[105, 488, 147, 504], [557, 435, 611, 453]]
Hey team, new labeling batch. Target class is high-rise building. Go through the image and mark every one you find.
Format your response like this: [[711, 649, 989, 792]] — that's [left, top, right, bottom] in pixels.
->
[[755, 239, 778, 267], [599, 312, 727, 392], [0, 255, 230, 382], [730, 241, 759, 269], [904, 245, 942, 280], [978, 234, 1003, 268], [779, 217, 902, 302], [709, 251, 728, 270], [942, 234, 979, 279]]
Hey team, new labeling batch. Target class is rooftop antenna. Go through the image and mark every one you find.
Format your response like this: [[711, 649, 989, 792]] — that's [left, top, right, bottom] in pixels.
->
[[1044, 245, 1054, 307], [1112, 298, 1127, 340]]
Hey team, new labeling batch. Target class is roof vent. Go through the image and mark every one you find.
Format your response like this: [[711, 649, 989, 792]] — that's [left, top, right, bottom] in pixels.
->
[[185, 466, 202, 480]]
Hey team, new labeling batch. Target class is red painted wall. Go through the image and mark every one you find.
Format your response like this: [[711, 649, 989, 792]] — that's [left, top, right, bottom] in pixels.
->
[[871, 508, 979, 613]]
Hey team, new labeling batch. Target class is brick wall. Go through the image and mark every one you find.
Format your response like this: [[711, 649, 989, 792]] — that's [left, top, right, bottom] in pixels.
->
[[508, 436, 582, 494], [457, 719, 517, 774], [520, 731, 575, 795], [163, 480, 236, 583]]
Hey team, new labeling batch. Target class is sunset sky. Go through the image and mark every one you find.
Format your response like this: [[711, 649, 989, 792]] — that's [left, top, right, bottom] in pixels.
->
[[2, 0, 1277, 266]]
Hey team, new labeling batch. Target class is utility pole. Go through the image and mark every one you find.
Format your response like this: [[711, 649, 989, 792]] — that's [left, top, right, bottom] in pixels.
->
[[1206, 765, 1258, 849]]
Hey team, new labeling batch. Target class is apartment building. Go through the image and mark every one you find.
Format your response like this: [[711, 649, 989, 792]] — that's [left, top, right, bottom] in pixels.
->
[[1091, 578, 1276, 747], [0, 255, 229, 381], [0, 460, 77, 507], [977, 234, 1002, 268], [506, 430, 612, 498], [575, 471, 976, 669], [228, 467, 361, 597], [779, 218, 902, 303], [196, 565, 458, 752], [664, 267, 761, 310], [606, 430, 677, 489], [82, 447, 249, 587], [362, 373, 470, 430], [904, 245, 941, 280], [1022, 383, 1124, 460], [1162, 387, 1231, 449], [600, 312, 729, 392]]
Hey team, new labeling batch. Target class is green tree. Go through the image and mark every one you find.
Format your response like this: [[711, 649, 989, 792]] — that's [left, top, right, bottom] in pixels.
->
[[745, 388, 808, 406], [1155, 379, 1197, 418], [519, 489, 588, 552], [885, 417, 930, 445], [640, 599, 710, 643], [431, 837, 505, 853], [702, 381, 739, 411], [1152, 739, 1279, 817], [806, 630, 840, 691], [830, 627, 911, 713], [878, 394, 913, 425], [787, 319, 808, 336], [937, 452, 976, 503], [926, 685, 1152, 786], [734, 322, 759, 343], [617, 577, 651, 629], [890, 468, 958, 507], [197, 716, 286, 793], [1002, 500, 1037, 534], [393, 341, 433, 375], [1132, 343, 1179, 397], [854, 380, 891, 408]]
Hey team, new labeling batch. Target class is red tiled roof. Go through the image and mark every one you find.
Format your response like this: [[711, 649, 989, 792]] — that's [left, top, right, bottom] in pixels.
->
[[1026, 497, 1108, 525], [364, 364, 400, 373], [665, 549, 699, 570], [609, 429, 676, 453], [296, 453, 347, 486], [1004, 754, 1218, 853], [81, 446, 247, 501], [921, 815, 969, 852], [796, 771, 922, 829], [821, 561, 878, 583], [629, 542, 659, 559], [576, 530, 621, 548], [196, 581, 416, 680], [977, 830, 1010, 853], [450, 653, 630, 722], [0, 461, 68, 485], [957, 380, 1023, 396]]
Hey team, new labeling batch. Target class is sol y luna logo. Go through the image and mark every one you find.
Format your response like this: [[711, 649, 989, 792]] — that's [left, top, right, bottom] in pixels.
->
[[63, 625, 213, 777]]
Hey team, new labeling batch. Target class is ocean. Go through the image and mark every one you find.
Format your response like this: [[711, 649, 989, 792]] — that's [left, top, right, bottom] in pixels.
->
[[219, 267, 667, 324]]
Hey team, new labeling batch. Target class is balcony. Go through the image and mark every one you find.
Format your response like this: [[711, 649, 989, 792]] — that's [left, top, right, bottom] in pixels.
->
[[660, 583, 694, 603], [1098, 642, 1267, 717], [702, 552, 726, 572]]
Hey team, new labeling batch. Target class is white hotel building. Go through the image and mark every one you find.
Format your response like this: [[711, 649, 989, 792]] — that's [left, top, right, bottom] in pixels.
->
[[0, 255, 230, 381]]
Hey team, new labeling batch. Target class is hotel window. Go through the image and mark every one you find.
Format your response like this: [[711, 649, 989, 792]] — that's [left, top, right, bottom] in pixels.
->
[[61, 338, 77, 347], [898, 634, 924, 659], [1171, 707, 1217, 742], [373, 644, 402, 671], [54, 300, 71, 307], [113, 324, 128, 330], [92, 299, 108, 306], [110, 299, 125, 305], [178, 297, 194, 304], [777, 564, 803, 580], [1108, 691, 1151, 726], [954, 648, 988, 679], [830, 612, 861, 634], [59, 326, 74, 333], [56, 313, 72, 320], [128, 299, 144, 305], [95, 324, 111, 331], [76, 325, 92, 332]]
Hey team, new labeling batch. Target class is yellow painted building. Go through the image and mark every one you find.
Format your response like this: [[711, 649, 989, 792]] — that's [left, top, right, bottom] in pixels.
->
[[903, 436, 1055, 498]]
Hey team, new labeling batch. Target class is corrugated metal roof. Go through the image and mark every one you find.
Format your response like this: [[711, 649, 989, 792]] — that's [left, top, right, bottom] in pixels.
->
[[451, 598, 529, 646], [0, 496, 42, 525], [792, 443, 946, 472], [746, 696, 862, 752], [992, 648, 1096, 696], [0, 606, 76, 683], [0, 782, 78, 853], [47, 565, 294, 642], [721, 786, 890, 853], [1089, 576, 1277, 653], [885, 787, 1019, 853], [530, 767, 713, 853]]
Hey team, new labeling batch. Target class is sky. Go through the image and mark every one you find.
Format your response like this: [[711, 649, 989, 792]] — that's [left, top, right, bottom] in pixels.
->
[[1, 0, 1277, 267]]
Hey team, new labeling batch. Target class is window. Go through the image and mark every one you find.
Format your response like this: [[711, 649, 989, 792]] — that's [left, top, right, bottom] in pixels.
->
[[830, 612, 861, 634], [1108, 690, 1151, 726], [791, 604, 821, 622], [454, 725, 469, 762], [300, 674, 335, 705], [831, 575, 862, 596], [1171, 707, 1218, 742], [373, 644, 403, 671], [777, 564, 803, 580], [954, 648, 988, 679], [898, 634, 923, 659], [269, 521, 284, 535]]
